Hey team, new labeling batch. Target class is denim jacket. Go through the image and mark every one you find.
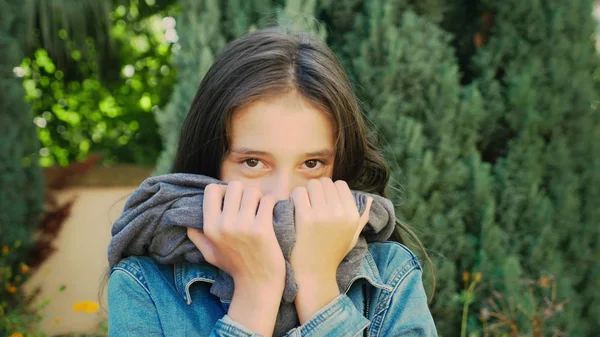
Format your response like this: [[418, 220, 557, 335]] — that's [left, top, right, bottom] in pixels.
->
[[108, 241, 438, 336]]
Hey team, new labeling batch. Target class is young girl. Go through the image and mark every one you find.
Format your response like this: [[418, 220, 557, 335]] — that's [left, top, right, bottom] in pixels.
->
[[107, 28, 437, 336]]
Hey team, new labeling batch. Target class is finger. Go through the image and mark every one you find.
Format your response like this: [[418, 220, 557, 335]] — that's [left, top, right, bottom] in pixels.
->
[[187, 228, 216, 264], [358, 196, 373, 230], [306, 179, 326, 208], [335, 180, 357, 213], [239, 186, 262, 220], [290, 186, 311, 213], [255, 195, 276, 228], [222, 181, 244, 223], [203, 184, 226, 218], [203, 184, 226, 237], [320, 177, 341, 207]]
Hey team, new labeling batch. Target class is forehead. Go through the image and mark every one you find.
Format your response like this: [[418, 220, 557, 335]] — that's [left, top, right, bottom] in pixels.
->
[[229, 92, 334, 154]]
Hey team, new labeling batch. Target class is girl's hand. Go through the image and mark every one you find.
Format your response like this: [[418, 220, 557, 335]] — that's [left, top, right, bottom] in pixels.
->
[[187, 181, 285, 287], [187, 181, 285, 337], [290, 178, 372, 323], [290, 177, 372, 279]]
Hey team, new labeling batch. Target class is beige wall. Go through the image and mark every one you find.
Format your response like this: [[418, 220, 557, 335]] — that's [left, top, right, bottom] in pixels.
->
[[25, 186, 136, 335]]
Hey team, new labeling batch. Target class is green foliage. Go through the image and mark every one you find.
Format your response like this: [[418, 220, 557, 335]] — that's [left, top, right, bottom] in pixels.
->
[[21, 0, 113, 72], [0, 0, 44, 267], [318, 0, 599, 335], [1, 2, 45, 336], [466, 1, 600, 335], [0, 242, 45, 337], [19, 0, 178, 166]]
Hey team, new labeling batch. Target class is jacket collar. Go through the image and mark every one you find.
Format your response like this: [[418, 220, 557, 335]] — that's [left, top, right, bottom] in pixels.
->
[[174, 249, 390, 305]]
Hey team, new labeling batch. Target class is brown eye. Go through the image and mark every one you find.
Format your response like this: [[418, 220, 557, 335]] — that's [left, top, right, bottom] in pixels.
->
[[245, 158, 260, 167], [304, 160, 319, 169]]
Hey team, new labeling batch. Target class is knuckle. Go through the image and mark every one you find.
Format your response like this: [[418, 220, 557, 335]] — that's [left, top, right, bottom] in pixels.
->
[[296, 211, 314, 224], [245, 186, 262, 199], [218, 216, 233, 231], [332, 206, 345, 219], [220, 224, 236, 237], [204, 184, 218, 197], [228, 180, 243, 190], [316, 210, 330, 223], [261, 195, 275, 206], [334, 180, 349, 190], [248, 226, 263, 238], [307, 179, 320, 188], [320, 177, 333, 184], [292, 186, 307, 196]]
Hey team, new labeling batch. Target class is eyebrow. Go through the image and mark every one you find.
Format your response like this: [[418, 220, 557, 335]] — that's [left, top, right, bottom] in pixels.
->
[[231, 147, 334, 158]]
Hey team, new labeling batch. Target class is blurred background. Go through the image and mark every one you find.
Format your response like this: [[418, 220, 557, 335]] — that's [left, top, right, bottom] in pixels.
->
[[1, 0, 599, 336]]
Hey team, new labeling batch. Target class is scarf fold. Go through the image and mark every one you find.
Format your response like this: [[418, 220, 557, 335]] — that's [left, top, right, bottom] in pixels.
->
[[108, 173, 396, 336]]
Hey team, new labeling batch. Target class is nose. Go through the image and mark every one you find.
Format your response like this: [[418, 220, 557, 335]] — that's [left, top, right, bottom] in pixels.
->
[[263, 171, 294, 201]]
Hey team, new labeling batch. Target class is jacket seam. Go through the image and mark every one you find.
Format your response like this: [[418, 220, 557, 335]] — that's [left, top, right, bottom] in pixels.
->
[[112, 266, 151, 295], [352, 321, 371, 337], [113, 258, 143, 275], [372, 265, 421, 337], [174, 263, 183, 302], [185, 277, 215, 305], [300, 295, 346, 334], [377, 241, 419, 261]]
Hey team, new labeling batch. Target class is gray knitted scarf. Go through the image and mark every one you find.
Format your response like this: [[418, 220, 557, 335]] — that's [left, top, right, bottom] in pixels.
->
[[108, 173, 396, 336]]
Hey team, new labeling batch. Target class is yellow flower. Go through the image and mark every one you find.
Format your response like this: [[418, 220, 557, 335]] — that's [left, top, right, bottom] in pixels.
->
[[539, 277, 550, 288], [55, 317, 61, 324], [8, 285, 17, 293], [21, 264, 29, 273], [73, 301, 100, 313], [462, 271, 470, 283], [10, 333, 24, 337], [2, 246, 8, 254], [474, 272, 483, 283]]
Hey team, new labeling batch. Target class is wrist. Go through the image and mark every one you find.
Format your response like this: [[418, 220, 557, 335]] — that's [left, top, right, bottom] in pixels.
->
[[229, 279, 284, 337], [294, 274, 340, 324], [234, 272, 285, 292], [234, 277, 284, 303], [295, 270, 337, 285]]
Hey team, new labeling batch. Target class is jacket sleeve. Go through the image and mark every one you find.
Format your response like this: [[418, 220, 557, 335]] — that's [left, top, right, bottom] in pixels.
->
[[377, 268, 438, 336], [283, 294, 370, 337], [108, 268, 263, 337], [282, 264, 437, 337]]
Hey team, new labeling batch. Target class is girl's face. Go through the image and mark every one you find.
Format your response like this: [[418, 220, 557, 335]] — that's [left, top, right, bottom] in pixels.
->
[[220, 91, 335, 200]]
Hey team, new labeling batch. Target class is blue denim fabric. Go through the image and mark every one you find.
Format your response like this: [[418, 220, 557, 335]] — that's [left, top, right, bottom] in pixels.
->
[[108, 242, 438, 336]]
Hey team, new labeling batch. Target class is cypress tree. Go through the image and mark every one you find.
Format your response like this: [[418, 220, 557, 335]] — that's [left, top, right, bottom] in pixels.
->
[[468, 0, 600, 334], [0, 0, 44, 262]]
